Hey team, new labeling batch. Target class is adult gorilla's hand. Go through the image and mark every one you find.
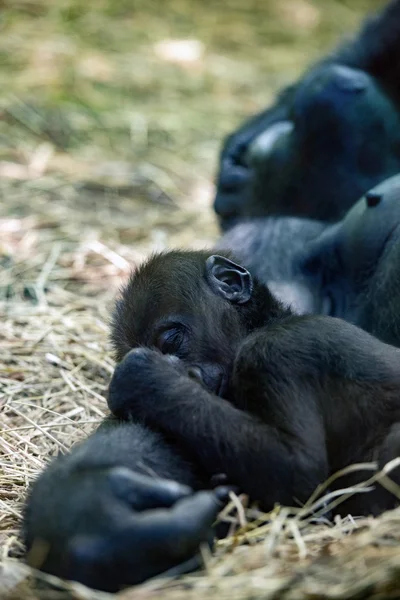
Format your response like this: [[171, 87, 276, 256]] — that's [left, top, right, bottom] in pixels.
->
[[24, 462, 223, 592]]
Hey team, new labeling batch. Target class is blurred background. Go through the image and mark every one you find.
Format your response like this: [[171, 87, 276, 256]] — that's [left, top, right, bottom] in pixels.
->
[[0, 0, 385, 299]]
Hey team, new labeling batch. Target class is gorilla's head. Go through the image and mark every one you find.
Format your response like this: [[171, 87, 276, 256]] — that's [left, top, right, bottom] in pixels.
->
[[215, 64, 400, 230]]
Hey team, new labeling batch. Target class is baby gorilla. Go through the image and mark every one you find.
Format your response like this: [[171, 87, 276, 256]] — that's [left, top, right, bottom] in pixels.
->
[[109, 250, 400, 517]]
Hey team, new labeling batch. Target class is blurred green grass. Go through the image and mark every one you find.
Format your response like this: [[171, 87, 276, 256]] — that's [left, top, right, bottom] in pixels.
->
[[0, 0, 385, 185]]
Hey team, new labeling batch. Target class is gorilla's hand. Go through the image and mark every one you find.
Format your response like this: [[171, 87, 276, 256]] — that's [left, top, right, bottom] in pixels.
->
[[107, 348, 204, 420], [25, 463, 223, 592]]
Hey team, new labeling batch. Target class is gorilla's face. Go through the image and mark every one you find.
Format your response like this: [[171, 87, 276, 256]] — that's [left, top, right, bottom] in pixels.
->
[[214, 65, 400, 230]]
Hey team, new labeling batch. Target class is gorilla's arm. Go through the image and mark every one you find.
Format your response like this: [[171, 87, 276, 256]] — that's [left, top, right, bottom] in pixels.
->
[[108, 347, 328, 510], [108, 317, 400, 516], [23, 417, 222, 592], [233, 315, 400, 515]]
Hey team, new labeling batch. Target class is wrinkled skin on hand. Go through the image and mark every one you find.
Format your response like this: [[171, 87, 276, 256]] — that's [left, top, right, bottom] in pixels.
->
[[108, 347, 212, 420]]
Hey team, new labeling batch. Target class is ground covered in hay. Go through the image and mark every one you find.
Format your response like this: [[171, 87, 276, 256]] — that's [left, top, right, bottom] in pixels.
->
[[1, 0, 400, 598]]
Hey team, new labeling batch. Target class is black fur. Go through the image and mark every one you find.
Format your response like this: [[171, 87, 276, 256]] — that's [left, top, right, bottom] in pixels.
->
[[23, 245, 400, 591], [302, 173, 400, 347], [23, 417, 223, 592], [217, 172, 400, 349], [109, 250, 400, 517]]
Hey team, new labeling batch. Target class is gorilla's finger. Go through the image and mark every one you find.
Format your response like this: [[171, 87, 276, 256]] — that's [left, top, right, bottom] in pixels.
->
[[131, 491, 221, 560], [67, 493, 220, 589], [108, 466, 193, 510]]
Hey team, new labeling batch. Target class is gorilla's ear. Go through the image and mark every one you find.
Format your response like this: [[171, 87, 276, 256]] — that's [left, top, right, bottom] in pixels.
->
[[205, 255, 253, 304]]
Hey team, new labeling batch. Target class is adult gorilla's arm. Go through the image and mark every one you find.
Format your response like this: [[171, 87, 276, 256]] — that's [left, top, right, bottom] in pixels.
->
[[23, 417, 222, 592]]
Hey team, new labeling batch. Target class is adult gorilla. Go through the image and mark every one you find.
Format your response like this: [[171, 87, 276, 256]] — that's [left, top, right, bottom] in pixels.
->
[[214, 0, 400, 229], [218, 174, 400, 348], [302, 173, 400, 347]]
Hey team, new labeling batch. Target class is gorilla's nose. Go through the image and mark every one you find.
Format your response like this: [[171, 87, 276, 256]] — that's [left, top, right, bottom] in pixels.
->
[[330, 65, 369, 94]]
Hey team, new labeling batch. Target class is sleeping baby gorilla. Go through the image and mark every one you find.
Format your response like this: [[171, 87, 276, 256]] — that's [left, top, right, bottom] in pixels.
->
[[24, 248, 400, 592], [109, 250, 400, 518]]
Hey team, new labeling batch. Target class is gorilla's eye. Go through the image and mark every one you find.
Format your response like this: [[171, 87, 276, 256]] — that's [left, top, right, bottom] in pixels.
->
[[157, 327, 187, 356]]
